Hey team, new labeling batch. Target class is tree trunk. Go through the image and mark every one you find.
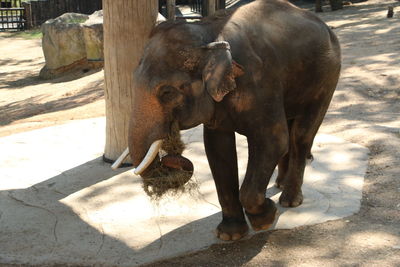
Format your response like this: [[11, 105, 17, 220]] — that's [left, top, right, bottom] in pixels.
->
[[315, 0, 323, 13], [208, 0, 216, 16], [202, 0, 216, 17], [216, 0, 225, 10], [166, 0, 176, 20], [103, 0, 158, 163], [329, 0, 343, 11]]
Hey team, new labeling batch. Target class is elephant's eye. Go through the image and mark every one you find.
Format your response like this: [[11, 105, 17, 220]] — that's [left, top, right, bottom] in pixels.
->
[[158, 85, 181, 104]]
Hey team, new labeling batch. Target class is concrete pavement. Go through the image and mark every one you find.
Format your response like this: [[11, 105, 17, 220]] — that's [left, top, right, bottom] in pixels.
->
[[0, 118, 369, 266]]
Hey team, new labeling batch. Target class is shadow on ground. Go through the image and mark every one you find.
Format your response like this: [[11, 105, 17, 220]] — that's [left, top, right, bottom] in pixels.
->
[[0, 125, 371, 266], [0, 78, 104, 126]]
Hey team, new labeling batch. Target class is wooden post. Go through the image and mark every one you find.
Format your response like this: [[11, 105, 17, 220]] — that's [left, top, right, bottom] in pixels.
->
[[315, 0, 323, 12], [329, 0, 343, 11], [216, 0, 225, 10], [207, 0, 216, 16], [166, 0, 175, 20], [103, 0, 158, 163], [387, 6, 394, 18], [22, 2, 32, 29]]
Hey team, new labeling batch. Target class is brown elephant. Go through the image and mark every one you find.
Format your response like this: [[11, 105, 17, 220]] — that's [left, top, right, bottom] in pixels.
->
[[127, 0, 341, 241]]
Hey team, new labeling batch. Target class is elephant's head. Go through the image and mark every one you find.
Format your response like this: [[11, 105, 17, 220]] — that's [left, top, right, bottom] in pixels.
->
[[128, 22, 244, 190]]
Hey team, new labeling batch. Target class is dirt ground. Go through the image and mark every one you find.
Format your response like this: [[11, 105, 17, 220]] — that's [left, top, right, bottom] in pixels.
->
[[0, 38, 105, 137], [0, 0, 399, 266]]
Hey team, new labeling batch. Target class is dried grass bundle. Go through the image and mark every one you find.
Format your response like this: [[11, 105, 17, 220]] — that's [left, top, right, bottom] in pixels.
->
[[142, 121, 197, 199]]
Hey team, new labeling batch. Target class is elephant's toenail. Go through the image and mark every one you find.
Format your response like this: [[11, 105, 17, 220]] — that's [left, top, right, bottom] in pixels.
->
[[219, 233, 230, 241], [232, 233, 242, 240]]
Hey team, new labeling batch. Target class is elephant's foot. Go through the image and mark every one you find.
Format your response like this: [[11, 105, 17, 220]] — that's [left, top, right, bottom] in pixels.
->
[[245, 198, 277, 231], [279, 188, 303, 207], [215, 218, 249, 241]]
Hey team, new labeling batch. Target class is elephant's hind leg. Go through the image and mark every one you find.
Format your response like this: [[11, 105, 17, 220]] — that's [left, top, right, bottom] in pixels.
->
[[275, 152, 289, 189], [279, 94, 334, 207], [275, 119, 294, 189]]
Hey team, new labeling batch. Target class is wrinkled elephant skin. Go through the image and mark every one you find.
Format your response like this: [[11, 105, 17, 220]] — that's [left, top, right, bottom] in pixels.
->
[[128, 0, 341, 241]]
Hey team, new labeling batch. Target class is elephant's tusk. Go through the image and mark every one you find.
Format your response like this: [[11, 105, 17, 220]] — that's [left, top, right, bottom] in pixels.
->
[[133, 139, 163, 175], [111, 147, 130, 170]]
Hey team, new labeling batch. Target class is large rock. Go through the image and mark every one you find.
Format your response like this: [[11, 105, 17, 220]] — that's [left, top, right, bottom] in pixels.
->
[[82, 10, 104, 63], [40, 13, 89, 79], [40, 11, 165, 79]]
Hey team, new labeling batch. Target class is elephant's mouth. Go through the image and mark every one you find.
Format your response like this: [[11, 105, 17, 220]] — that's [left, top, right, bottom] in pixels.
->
[[112, 121, 194, 197], [139, 153, 194, 197], [134, 122, 195, 198]]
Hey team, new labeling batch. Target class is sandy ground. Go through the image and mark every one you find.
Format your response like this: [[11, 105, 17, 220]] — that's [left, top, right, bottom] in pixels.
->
[[0, 38, 105, 137], [0, 0, 399, 266]]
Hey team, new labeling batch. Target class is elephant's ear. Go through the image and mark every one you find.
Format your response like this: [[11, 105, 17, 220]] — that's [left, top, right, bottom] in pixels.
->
[[202, 41, 244, 102]]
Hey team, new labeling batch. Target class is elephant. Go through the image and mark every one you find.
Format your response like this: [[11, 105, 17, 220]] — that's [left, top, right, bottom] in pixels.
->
[[127, 0, 341, 241]]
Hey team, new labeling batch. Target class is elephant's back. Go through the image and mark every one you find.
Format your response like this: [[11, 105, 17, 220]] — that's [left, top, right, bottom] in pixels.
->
[[223, 0, 341, 114], [231, 0, 339, 57]]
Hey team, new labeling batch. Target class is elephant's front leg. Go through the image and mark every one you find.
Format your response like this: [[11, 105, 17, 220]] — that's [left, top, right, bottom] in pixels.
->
[[240, 126, 289, 231], [204, 127, 248, 241]]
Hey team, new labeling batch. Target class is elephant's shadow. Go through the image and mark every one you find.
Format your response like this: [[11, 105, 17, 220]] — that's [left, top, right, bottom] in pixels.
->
[[0, 155, 272, 265], [0, 125, 367, 265]]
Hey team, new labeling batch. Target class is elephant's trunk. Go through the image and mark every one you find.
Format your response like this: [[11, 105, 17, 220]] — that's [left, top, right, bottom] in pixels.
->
[[126, 89, 194, 197], [128, 88, 166, 170]]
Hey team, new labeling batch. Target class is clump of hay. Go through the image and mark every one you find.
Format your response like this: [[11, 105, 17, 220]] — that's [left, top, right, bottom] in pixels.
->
[[142, 167, 198, 200], [161, 120, 185, 155], [142, 121, 198, 200]]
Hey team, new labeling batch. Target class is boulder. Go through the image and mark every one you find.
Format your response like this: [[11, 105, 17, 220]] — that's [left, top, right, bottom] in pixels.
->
[[82, 10, 104, 63], [40, 11, 165, 79], [40, 13, 89, 79]]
